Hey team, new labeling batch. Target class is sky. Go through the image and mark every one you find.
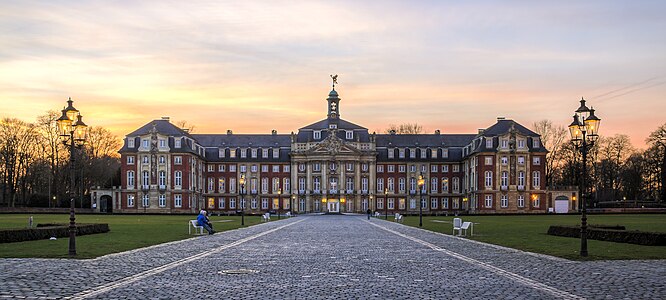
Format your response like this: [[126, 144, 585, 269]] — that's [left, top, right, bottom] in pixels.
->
[[1, 0, 665, 148]]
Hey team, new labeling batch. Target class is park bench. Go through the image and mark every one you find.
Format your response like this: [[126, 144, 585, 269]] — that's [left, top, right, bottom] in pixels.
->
[[189, 220, 204, 235]]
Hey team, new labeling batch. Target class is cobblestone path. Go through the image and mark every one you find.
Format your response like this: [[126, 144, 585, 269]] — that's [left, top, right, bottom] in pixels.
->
[[1, 215, 664, 299]]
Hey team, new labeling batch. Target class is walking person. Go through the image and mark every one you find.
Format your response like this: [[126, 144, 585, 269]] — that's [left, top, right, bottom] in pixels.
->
[[366, 208, 372, 220], [197, 210, 215, 235]]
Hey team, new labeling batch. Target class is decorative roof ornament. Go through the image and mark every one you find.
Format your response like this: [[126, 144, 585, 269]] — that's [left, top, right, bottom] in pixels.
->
[[330, 74, 338, 90]]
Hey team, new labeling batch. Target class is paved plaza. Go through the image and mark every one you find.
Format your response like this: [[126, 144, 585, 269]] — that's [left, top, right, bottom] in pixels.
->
[[0, 215, 664, 299]]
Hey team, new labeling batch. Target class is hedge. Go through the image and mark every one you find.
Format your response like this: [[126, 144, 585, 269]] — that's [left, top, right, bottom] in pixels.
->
[[547, 225, 666, 246], [0, 223, 110, 243]]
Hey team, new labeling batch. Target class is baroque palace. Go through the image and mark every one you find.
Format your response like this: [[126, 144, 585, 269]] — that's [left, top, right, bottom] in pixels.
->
[[93, 86, 577, 215]]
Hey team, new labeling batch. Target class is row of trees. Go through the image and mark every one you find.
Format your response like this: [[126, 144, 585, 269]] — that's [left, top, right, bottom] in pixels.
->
[[0, 111, 121, 207], [534, 120, 666, 203]]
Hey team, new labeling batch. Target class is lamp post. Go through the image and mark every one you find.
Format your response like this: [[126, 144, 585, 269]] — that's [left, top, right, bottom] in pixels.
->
[[277, 188, 282, 220], [417, 173, 425, 227], [239, 174, 246, 226], [568, 97, 601, 257], [291, 194, 295, 215], [384, 188, 388, 220], [56, 97, 88, 257]]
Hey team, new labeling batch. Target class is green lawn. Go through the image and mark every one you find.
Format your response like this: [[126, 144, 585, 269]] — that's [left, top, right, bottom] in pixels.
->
[[400, 214, 666, 261], [0, 214, 263, 259]]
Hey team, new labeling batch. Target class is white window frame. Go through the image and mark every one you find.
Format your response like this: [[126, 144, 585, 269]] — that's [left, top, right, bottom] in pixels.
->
[[346, 130, 353, 140], [314, 130, 321, 139], [485, 195, 493, 208], [174, 194, 182, 207], [501, 195, 508, 208]]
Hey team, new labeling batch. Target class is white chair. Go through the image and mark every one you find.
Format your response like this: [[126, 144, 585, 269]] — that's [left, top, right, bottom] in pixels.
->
[[262, 213, 271, 222], [189, 220, 204, 235], [396, 214, 404, 223], [452, 218, 463, 236], [285, 211, 292, 218], [461, 221, 473, 236]]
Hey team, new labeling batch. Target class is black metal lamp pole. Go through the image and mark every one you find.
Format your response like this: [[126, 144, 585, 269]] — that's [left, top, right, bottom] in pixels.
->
[[568, 97, 601, 257], [56, 98, 88, 257], [240, 174, 246, 226], [277, 188, 282, 220], [384, 188, 388, 220], [418, 173, 425, 227]]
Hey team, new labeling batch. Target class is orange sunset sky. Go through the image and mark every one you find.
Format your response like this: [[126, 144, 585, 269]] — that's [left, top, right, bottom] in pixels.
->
[[1, 1, 664, 148]]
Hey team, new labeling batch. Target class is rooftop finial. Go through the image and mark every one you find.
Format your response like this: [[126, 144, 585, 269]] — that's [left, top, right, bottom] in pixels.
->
[[330, 74, 338, 90]]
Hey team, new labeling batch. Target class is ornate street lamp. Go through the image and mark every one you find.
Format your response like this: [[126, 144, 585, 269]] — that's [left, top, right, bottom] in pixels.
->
[[384, 188, 388, 220], [56, 97, 88, 257], [417, 173, 426, 227], [239, 173, 246, 226], [568, 97, 601, 257]]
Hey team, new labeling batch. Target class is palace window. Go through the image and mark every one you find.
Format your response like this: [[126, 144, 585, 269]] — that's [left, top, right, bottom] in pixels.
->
[[533, 157, 541, 165], [219, 197, 225, 209], [219, 178, 225, 193], [533, 138, 540, 148], [127, 156, 135, 165], [346, 130, 353, 140], [388, 165, 395, 173], [501, 171, 508, 189], [174, 171, 182, 187], [532, 171, 541, 188], [377, 178, 384, 192], [159, 195, 166, 207], [485, 156, 493, 165], [501, 156, 508, 165], [240, 148, 247, 158], [431, 198, 438, 209], [388, 148, 394, 159], [314, 131, 321, 140], [174, 156, 182, 165], [442, 197, 449, 209], [485, 195, 493, 208], [126, 194, 135, 207], [127, 171, 135, 188], [175, 138, 181, 148], [484, 171, 493, 188], [518, 195, 525, 207], [441, 178, 449, 193], [262, 165, 269, 172], [501, 195, 508, 208], [174, 194, 182, 207], [128, 138, 135, 148], [273, 165, 280, 172]]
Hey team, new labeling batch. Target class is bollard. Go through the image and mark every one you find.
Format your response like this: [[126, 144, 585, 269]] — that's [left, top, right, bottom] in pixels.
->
[[29, 216, 33, 228]]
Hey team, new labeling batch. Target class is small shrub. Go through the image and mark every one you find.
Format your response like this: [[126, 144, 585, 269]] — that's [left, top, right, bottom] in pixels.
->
[[0, 224, 110, 243], [547, 225, 666, 246]]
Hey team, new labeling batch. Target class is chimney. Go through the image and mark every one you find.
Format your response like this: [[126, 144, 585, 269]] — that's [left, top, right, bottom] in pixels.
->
[[161, 116, 170, 121], [227, 130, 233, 135], [182, 128, 189, 133], [435, 129, 440, 135], [478, 128, 485, 134], [272, 130, 277, 135], [390, 130, 397, 135], [497, 116, 506, 121]]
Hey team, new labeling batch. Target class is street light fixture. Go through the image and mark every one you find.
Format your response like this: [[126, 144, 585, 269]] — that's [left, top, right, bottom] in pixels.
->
[[568, 97, 601, 257], [56, 97, 88, 257], [384, 188, 388, 220], [277, 188, 282, 219], [291, 194, 295, 215], [417, 173, 425, 227], [239, 174, 246, 226]]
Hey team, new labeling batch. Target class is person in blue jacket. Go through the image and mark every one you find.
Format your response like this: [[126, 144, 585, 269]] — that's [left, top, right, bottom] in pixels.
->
[[197, 210, 215, 235]]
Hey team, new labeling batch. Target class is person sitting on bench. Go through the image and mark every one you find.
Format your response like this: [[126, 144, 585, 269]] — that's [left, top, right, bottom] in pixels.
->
[[197, 210, 215, 235]]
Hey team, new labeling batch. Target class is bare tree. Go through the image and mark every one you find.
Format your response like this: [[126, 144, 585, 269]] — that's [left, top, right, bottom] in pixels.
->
[[595, 134, 635, 201], [646, 123, 666, 201], [175, 120, 196, 133], [385, 123, 423, 134], [0, 118, 40, 206], [532, 120, 567, 187]]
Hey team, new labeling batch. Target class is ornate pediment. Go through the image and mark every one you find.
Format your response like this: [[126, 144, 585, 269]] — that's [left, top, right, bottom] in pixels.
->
[[305, 130, 362, 156]]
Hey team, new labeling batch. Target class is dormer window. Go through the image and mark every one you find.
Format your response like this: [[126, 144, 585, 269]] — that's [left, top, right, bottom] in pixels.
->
[[219, 148, 225, 158], [388, 148, 394, 159], [501, 139, 508, 148], [518, 139, 525, 149], [410, 148, 416, 159], [533, 138, 540, 148], [486, 138, 493, 148], [159, 139, 166, 148], [142, 139, 149, 148], [127, 138, 135, 148], [346, 130, 353, 140], [262, 148, 269, 158], [230, 149, 236, 158], [399, 149, 405, 158], [273, 148, 279, 158], [251, 148, 257, 158], [240, 148, 247, 158], [443, 148, 449, 158], [314, 130, 321, 140], [329, 124, 337, 129], [175, 138, 181, 148]]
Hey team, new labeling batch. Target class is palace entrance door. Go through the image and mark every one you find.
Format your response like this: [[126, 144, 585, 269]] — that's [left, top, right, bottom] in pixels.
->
[[328, 199, 339, 213]]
